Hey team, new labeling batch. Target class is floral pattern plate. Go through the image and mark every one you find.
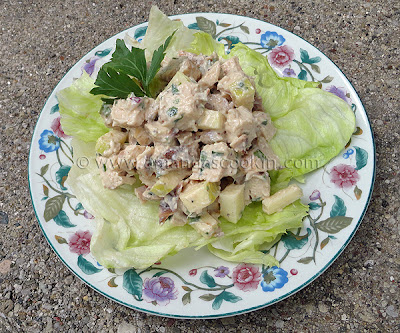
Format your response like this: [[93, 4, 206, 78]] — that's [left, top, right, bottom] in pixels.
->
[[28, 13, 375, 318]]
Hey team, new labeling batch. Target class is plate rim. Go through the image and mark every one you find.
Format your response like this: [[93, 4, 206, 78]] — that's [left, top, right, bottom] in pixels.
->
[[28, 11, 376, 319]]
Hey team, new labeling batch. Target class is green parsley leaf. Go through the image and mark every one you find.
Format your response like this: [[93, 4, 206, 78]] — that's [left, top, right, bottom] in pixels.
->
[[106, 39, 147, 83], [145, 31, 176, 89], [90, 66, 144, 99], [90, 32, 175, 100]]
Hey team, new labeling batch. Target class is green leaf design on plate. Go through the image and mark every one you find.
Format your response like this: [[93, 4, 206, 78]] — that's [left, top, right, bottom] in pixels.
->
[[300, 48, 321, 64], [353, 127, 363, 135], [77, 255, 102, 275], [40, 164, 49, 176], [123, 269, 143, 300], [354, 146, 368, 170], [212, 291, 242, 310], [75, 202, 84, 211], [281, 228, 311, 250], [182, 292, 191, 305], [187, 22, 200, 30], [153, 271, 167, 277], [219, 23, 231, 27], [108, 277, 118, 288], [308, 202, 321, 210], [42, 184, 49, 197], [196, 17, 217, 37], [212, 294, 224, 310], [330, 195, 346, 217], [321, 75, 334, 83], [44, 195, 65, 222], [311, 63, 320, 73], [200, 270, 217, 288], [297, 256, 313, 264], [55, 165, 71, 190], [354, 186, 362, 200], [50, 104, 59, 114], [298, 69, 307, 81], [199, 294, 216, 301], [53, 210, 76, 228], [240, 25, 250, 34], [218, 35, 240, 49], [182, 286, 192, 292], [55, 235, 67, 244], [315, 216, 353, 234], [95, 48, 112, 57], [134, 26, 148, 40], [320, 236, 330, 249], [300, 49, 309, 63]]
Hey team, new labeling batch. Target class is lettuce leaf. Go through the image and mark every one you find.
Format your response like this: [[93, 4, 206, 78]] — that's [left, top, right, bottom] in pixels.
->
[[140, 6, 196, 60], [195, 201, 308, 265], [186, 31, 226, 57], [67, 140, 201, 269], [57, 72, 109, 142], [228, 44, 355, 190]]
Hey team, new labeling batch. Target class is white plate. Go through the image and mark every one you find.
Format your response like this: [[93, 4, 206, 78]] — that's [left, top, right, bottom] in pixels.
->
[[28, 13, 375, 318]]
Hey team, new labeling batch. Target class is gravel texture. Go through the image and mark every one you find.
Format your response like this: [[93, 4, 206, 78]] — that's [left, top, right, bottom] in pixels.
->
[[0, 0, 399, 332]]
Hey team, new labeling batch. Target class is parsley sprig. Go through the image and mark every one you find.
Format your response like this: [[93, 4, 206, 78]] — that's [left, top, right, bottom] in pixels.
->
[[90, 32, 175, 102]]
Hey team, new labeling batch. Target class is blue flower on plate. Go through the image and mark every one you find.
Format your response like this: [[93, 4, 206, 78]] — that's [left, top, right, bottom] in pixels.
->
[[260, 266, 289, 292], [39, 130, 60, 153], [260, 31, 285, 50]]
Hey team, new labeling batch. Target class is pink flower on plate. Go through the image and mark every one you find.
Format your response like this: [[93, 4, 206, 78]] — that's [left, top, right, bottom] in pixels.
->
[[268, 45, 295, 68], [69, 230, 92, 255], [330, 164, 360, 188], [232, 263, 261, 292], [51, 116, 69, 139]]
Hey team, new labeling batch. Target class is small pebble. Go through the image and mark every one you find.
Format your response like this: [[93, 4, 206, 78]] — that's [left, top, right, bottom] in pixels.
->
[[318, 302, 329, 313], [363, 260, 374, 268], [0, 211, 9, 225], [0, 299, 14, 313], [0, 260, 12, 274], [275, 319, 284, 328], [386, 305, 399, 318], [117, 322, 137, 333]]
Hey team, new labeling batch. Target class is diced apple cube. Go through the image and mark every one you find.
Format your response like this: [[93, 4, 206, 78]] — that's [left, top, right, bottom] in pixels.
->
[[150, 170, 189, 197], [197, 110, 225, 130], [189, 212, 219, 238], [179, 181, 220, 214], [219, 183, 245, 223], [262, 184, 303, 215]]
